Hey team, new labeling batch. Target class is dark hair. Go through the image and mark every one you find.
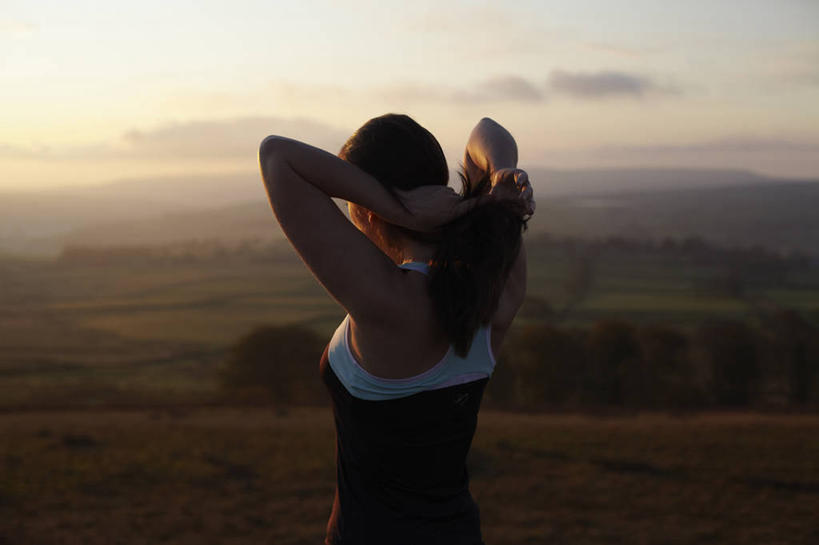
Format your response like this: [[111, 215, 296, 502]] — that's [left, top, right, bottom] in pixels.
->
[[340, 113, 528, 356]]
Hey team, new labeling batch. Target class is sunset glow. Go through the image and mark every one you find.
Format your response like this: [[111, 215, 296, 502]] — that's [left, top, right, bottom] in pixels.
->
[[2, 0, 818, 190]]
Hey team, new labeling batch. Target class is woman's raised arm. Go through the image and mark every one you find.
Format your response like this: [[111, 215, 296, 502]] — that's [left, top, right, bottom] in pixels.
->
[[461, 119, 533, 336], [259, 136, 415, 324], [258, 136, 477, 325], [463, 117, 518, 191]]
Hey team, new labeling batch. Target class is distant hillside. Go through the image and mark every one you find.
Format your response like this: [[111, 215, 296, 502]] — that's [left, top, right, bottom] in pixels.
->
[[0, 172, 265, 257], [62, 201, 284, 248], [528, 181, 819, 256], [525, 167, 771, 196], [2, 168, 817, 258]]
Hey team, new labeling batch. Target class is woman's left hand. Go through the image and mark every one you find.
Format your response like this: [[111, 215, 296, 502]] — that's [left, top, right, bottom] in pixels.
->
[[488, 168, 535, 216], [393, 185, 484, 232]]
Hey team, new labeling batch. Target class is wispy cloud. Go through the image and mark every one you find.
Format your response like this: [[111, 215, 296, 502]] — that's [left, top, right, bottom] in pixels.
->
[[1, 116, 352, 162], [456, 76, 545, 103], [528, 136, 819, 178], [594, 137, 819, 155], [547, 70, 676, 99], [121, 116, 349, 158], [380, 71, 677, 104], [381, 76, 544, 104]]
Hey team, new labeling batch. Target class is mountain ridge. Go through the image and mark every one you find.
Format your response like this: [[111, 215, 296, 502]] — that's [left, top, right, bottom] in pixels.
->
[[2, 168, 817, 258]]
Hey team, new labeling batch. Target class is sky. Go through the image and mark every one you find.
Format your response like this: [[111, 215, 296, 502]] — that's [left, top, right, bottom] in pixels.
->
[[2, 0, 819, 191]]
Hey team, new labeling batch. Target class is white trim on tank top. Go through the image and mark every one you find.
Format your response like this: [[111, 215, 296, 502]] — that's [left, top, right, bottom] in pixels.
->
[[326, 261, 496, 400]]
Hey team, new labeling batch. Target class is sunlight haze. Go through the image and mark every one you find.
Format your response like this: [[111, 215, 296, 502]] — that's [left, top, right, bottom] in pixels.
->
[[2, 0, 818, 190]]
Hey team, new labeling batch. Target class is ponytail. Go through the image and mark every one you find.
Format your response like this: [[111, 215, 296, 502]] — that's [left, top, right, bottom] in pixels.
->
[[429, 171, 528, 357], [335, 113, 528, 355]]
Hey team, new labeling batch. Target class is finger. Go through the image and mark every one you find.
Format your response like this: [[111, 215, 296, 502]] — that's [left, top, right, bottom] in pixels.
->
[[493, 169, 515, 185]]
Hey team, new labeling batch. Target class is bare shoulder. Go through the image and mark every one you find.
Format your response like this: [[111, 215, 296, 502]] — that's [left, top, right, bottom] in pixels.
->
[[349, 267, 451, 379]]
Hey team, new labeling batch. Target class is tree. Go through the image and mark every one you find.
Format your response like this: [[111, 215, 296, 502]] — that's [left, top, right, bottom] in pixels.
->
[[635, 325, 703, 409], [763, 310, 819, 407], [219, 324, 326, 407], [490, 324, 586, 409], [584, 321, 640, 407], [697, 321, 759, 407]]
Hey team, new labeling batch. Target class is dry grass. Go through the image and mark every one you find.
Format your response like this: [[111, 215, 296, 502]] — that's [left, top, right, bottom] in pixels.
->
[[1, 408, 817, 544]]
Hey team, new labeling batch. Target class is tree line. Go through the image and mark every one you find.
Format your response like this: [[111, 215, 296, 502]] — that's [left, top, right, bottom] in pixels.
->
[[486, 310, 818, 411], [219, 309, 819, 412], [53, 233, 815, 270]]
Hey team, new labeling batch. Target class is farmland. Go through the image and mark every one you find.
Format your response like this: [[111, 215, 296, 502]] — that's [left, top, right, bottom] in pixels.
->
[[1, 235, 817, 409]]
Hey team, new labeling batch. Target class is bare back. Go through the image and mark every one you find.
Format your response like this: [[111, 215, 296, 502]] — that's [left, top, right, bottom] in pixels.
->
[[348, 251, 526, 380]]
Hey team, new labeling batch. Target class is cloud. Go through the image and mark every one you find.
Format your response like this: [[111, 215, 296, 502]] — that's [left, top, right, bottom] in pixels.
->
[[457, 76, 545, 103], [376, 70, 677, 103], [277, 71, 677, 105], [381, 75, 544, 104], [566, 136, 819, 178], [121, 116, 350, 159], [527, 136, 819, 179], [1, 116, 353, 162], [547, 70, 674, 99], [595, 137, 819, 155]]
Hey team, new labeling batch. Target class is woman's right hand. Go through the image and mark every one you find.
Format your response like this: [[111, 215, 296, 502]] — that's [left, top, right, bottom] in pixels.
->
[[393, 185, 484, 232], [488, 168, 536, 216]]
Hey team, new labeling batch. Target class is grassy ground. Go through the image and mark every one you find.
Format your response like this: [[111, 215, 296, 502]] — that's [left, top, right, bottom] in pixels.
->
[[2, 235, 817, 543], [1, 408, 817, 545]]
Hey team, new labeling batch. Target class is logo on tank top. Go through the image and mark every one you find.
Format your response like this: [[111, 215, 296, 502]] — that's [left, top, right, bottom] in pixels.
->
[[453, 392, 470, 407]]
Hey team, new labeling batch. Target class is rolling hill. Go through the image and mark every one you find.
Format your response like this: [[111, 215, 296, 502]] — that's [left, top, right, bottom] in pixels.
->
[[2, 168, 817, 258]]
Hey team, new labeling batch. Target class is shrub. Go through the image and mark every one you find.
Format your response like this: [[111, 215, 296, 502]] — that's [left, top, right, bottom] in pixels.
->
[[219, 324, 326, 406]]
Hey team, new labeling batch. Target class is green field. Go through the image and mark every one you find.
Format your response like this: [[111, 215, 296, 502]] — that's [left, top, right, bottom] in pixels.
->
[[1, 408, 817, 544], [1, 238, 818, 543], [1, 236, 817, 408]]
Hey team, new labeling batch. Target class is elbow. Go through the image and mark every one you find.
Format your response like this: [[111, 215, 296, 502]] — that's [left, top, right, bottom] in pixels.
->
[[259, 136, 291, 179], [259, 135, 284, 163], [478, 117, 500, 128]]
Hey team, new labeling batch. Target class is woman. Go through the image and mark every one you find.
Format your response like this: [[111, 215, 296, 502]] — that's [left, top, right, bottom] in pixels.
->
[[259, 114, 534, 545]]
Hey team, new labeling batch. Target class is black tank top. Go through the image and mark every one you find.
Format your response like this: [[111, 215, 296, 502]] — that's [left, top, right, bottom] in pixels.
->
[[320, 345, 488, 544]]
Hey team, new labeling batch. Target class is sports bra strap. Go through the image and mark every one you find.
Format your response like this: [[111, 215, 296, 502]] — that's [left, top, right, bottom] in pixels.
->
[[398, 261, 431, 275]]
